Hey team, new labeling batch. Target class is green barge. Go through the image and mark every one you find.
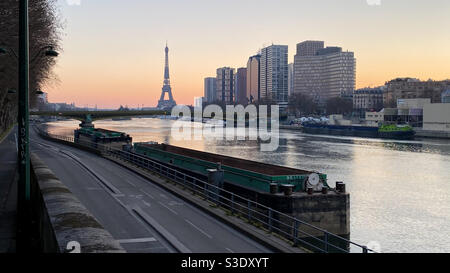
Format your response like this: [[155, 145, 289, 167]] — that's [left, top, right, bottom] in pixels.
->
[[133, 142, 330, 193]]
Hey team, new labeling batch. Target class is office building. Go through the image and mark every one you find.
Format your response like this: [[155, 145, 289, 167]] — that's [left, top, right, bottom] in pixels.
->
[[204, 77, 217, 103], [293, 40, 356, 102], [260, 45, 289, 107], [288, 63, 294, 96], [246, 54, 261, 103], [194, 97, 204, 108], [235, 67, 248, 105], [216, 67, 235, 104]]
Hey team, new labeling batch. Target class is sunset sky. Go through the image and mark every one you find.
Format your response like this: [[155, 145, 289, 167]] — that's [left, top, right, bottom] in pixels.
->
[[46, 0, 450, 108]]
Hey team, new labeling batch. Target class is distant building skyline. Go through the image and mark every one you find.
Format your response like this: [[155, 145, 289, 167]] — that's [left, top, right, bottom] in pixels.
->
[[46, 0, 450, 108], [384, 78, 450, 106]]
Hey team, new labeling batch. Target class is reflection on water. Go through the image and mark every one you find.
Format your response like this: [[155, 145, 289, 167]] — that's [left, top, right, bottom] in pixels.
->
[[43, 118, 450, 253]]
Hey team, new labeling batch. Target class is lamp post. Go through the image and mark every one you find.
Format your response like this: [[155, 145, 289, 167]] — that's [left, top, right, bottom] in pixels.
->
[[17, 0, 31, 252]]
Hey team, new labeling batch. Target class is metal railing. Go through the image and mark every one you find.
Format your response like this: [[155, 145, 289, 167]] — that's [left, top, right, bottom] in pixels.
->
[[33, 125, 376, 253]]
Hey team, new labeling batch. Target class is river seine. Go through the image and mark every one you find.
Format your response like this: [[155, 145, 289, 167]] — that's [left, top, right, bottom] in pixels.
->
[[44, 118, 450, 253]]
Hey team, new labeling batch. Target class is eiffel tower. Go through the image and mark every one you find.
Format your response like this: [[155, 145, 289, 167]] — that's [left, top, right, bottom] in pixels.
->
[[157, 43, 177, 110]]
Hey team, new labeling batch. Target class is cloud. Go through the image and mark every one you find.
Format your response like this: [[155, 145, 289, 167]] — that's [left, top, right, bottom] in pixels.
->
[[66, 0, 81, 6], [366, 0, 381, 6]]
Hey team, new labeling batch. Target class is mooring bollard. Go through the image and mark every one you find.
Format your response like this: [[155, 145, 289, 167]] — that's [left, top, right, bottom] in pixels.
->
[[270, 183, 278, 194], [282, 184, 294, 196], [336, 181, 346, 193]]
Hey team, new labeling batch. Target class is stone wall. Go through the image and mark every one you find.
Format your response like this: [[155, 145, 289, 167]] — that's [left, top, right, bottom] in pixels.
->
[[30, 153, 125, 253]]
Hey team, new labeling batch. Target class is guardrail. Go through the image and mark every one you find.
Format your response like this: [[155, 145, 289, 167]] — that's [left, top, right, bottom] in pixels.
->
[[34, 125, 376, 253]]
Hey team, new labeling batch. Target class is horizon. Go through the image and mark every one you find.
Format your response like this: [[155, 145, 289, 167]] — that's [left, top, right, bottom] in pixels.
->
[[44, 0, 450, 108]]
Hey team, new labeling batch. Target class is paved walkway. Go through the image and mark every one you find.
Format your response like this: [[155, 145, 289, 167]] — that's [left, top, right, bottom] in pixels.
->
[[0, 126, 18, 253]]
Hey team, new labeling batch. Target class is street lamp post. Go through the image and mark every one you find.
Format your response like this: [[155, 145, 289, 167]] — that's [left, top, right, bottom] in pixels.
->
[[17, 0, 31, 252]]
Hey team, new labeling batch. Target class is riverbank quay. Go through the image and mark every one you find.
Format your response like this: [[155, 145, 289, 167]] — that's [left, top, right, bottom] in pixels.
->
[[414, 128, 450, 139], [281, 124, 450, 140]]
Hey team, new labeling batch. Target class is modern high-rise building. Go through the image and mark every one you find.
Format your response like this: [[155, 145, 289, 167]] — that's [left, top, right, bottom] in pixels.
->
[[204, 77, 217, 103], [296, 40, 324, 57], [194, 97, 204, 108], [216, 67, 235, 104], [260, 45, 289, 107], [293, 41, 356, 102], [246, 54, 261, 103], [288, 63, 294, 97], [235, 67, 248, 105]]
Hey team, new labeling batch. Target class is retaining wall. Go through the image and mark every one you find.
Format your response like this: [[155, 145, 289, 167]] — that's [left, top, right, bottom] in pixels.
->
[[30, 153, 125, 253]]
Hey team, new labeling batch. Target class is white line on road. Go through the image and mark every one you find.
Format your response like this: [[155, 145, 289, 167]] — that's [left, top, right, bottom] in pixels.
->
[[117, 237, 157, 244], [225, 247, 234, 253], [140, 189, 155, 199], [158, 201, 178, 215], [185, 219, 213, 239], [124, 179, 136, 187], [159, 193, 168, 199], [132, 207, 192, 253]]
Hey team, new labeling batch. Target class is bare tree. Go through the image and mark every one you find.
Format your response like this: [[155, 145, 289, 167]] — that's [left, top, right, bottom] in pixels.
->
[[288, 93, 319, 116], [0, 0, 62, 134], [325, 97, 353, 115]]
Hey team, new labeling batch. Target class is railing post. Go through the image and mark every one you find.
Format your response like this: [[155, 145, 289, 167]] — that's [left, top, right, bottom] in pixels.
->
[[363, 246, 368, 253], [293, 221, 299, 247], [268, 208, 273, 232], [324, 232, 329, 253], [247, 200, 251, 222], [231, 194, 235, 214]]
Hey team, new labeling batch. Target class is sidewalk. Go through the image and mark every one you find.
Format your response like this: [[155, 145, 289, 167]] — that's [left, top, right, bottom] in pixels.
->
[[0, 126, 18, 253]]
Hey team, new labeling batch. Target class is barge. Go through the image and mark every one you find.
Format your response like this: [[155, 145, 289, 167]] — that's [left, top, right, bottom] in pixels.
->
[[302, 123, 415, 140], [74, 127, 132, 149], [133, 142, 330, 194]]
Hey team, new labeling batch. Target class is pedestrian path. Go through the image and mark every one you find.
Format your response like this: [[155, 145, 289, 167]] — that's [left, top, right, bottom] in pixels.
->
[[0, 126, 18, 253]]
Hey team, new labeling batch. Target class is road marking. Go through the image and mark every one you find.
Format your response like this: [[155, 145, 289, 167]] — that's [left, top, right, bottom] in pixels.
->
[[158, 201, 178, 215], [140, 189, 155, 199], [117, 237, 157, 244], [142, 200, 151, 207], [168, 201, 184, 206], [185, 219, 212, 239], [124, 179, 136, 187], [225, 247, 234, 253], [159, 193, 168, 199], [132, 207, 191, 253]]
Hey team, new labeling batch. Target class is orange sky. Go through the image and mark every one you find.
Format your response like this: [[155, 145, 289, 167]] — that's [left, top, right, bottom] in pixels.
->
[[45, 0, 450, 108]]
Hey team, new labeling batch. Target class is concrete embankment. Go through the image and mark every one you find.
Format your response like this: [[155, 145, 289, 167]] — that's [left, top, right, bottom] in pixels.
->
[[414, 128, 450, 139], [30, 153, 125, 253]]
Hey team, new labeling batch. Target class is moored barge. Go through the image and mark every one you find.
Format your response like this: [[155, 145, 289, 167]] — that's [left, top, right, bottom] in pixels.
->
[[132, 142, 330, 194]]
